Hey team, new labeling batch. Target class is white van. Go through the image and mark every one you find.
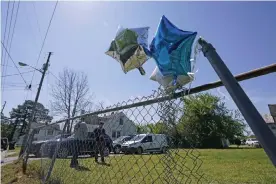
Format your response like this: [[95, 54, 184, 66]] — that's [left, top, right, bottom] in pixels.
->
[[121, 134, 168, 154]]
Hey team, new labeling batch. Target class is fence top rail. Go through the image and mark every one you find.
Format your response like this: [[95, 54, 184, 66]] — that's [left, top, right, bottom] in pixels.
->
[[34, 63, 276, 130]]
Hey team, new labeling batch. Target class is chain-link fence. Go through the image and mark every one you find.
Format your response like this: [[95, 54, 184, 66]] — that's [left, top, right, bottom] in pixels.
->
[[29, 87, 216, 184]]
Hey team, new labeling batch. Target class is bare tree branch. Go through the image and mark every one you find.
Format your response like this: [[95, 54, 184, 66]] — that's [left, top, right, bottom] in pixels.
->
[[50, 68, 94, 133]]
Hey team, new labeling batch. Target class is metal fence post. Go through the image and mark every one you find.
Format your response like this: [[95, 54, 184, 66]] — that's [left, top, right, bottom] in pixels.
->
[[22, 129, 36, 173], [198, 37, 276, 166]]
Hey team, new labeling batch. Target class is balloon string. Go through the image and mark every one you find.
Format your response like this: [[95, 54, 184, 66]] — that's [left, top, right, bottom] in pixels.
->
[[138, 67, 146, 75]]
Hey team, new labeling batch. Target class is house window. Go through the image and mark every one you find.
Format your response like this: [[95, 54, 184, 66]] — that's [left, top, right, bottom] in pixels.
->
[[117, 131, 121, 138], [119, 117, 123, 125], [143, 136, 153, 143], [33, 129, 39, 134], [112, 131, 116, 138], [47, 130, 54, 136]]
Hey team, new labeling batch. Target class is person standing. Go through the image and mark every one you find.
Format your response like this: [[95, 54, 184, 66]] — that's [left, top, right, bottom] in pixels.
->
[[93, 121, 106, 163], [70, 118, 88, 168]]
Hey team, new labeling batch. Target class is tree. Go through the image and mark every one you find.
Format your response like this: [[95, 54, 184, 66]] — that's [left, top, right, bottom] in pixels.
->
[[157, 99, 183, 147], [1, 113, 13, 139], [51, 68, 94, 133], [179, 93, 246, 148], [10, 100, 52, 123], [8, 100, 53, 140]]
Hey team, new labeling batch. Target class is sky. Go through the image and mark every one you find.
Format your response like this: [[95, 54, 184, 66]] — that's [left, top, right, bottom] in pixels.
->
[[1, 1, 276, 124]]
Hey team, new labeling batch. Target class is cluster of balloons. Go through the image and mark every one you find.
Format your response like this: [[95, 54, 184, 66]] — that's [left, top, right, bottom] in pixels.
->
[[105, 15, 197, 91]]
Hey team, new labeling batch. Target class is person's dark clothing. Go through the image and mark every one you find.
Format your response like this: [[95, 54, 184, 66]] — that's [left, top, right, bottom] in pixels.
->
[[70, 140, 80, 167], [93, 128, 106, 162], [95, 138, 105, 163], [94, 128, 106, 141]]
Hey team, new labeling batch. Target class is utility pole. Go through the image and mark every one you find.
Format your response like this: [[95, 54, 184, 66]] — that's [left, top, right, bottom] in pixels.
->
[[19, 52, 52, 167], [1, 101, 6, 114]]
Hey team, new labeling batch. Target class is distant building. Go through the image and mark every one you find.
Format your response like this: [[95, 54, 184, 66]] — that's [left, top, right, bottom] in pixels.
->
[[263, 108, 276, 137], [268, 104, 276, 123], [84, 112, 137, 140], [15, 122, 61, 146]]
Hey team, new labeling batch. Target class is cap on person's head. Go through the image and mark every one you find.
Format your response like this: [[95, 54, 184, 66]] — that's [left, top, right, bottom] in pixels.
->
[[99, 121, 104, 125]]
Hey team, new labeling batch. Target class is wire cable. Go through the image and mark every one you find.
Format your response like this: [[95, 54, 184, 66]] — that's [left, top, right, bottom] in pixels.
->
[[32, 1, 43, 42], [1, 0, 11, 73], [1, 70, 33, 78], [3, 0, 16, 67], [2, 1, 21, 89], [1, 41, 28, 85], [30, 1, 58, 85]]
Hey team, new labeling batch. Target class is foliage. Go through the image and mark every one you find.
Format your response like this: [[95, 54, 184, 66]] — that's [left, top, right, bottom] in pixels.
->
[[1, 123, 13, 139], [9, 100, 53, 123], [179, 93, 245, 148], [138, 93, 246, 148], [234, 138, 242, 147], [2, 101, 52, 141]]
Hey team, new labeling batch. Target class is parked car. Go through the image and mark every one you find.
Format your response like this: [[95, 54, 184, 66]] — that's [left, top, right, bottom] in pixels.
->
[[30, 134, 71, 157], [41, 132, 113, 158], [245, 138, 259, 146], [121, 134, 168, 154], [113, 135, 136, 154]]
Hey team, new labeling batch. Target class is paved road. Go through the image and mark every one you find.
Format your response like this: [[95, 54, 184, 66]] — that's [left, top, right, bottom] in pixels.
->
[[1, 152, 122, 166]]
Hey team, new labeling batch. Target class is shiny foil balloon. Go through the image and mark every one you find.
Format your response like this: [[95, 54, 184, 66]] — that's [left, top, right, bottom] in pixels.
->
[[105, 27, 150, 75], [150, 66, 194, 91], [150, 15, 197, 84]]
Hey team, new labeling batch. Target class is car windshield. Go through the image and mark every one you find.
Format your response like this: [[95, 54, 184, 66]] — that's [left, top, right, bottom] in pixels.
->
[[68, 134, 75, 138], [129, 135, 146, 142], [252, 138, 257, 141], [54, 134, 70, 140], [114, 136, 128, 142]]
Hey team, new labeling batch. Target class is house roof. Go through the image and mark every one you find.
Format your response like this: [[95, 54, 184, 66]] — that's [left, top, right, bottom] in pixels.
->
[[262, 114, 275, 124], [84, 112, 128, 125], [31, 122, 60, 131]]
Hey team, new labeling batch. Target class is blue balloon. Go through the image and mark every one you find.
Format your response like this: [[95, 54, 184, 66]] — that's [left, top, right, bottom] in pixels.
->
[[150, 15, 197, 82]]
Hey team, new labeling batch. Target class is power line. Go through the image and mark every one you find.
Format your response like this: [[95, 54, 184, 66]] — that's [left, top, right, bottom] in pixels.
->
[[1, 0, 11, 71], [2, 1, 21, 89], [1, 64, 17, 68], [30, 1, 58, 85], [1, 70, 33, 77], [1, 41, 28, 85], [3, 0, 16, 67], [32, 1, 43, 42]]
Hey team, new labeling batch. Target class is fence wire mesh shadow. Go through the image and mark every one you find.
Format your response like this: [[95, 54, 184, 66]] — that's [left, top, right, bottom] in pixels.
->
[[39, 88, 214, 184]]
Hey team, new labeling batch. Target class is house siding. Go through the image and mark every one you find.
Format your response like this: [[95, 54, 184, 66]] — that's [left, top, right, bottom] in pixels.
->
[[84, 112, 137, 140]]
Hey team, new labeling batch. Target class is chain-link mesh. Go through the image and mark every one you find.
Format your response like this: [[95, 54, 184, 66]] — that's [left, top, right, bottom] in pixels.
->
[[35, 87, 213, 184]]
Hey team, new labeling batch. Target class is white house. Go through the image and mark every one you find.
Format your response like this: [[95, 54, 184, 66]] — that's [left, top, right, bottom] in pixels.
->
[[263, 114, 276, 137], [16, 122, 61, 145], [84, 112, 137, 140]]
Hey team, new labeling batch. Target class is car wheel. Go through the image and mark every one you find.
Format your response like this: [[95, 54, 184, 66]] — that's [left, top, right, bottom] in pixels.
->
[[162, 147, 167, 154], [104, 147, 110, 157], [114, 146, 121, 154], [137, 147, 143, 155], [57, 147, 69, 158]]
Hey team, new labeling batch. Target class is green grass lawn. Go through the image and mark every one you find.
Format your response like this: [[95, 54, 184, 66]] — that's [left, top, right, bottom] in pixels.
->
[[2, 148, 276, 184], [6, 147, 21, 158]]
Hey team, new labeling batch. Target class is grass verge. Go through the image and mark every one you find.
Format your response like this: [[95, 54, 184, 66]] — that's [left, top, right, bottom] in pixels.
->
[[2, 148, 276, 184]]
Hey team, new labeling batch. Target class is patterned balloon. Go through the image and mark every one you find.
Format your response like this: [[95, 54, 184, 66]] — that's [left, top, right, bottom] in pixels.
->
[[105, 27, 150, 75]]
